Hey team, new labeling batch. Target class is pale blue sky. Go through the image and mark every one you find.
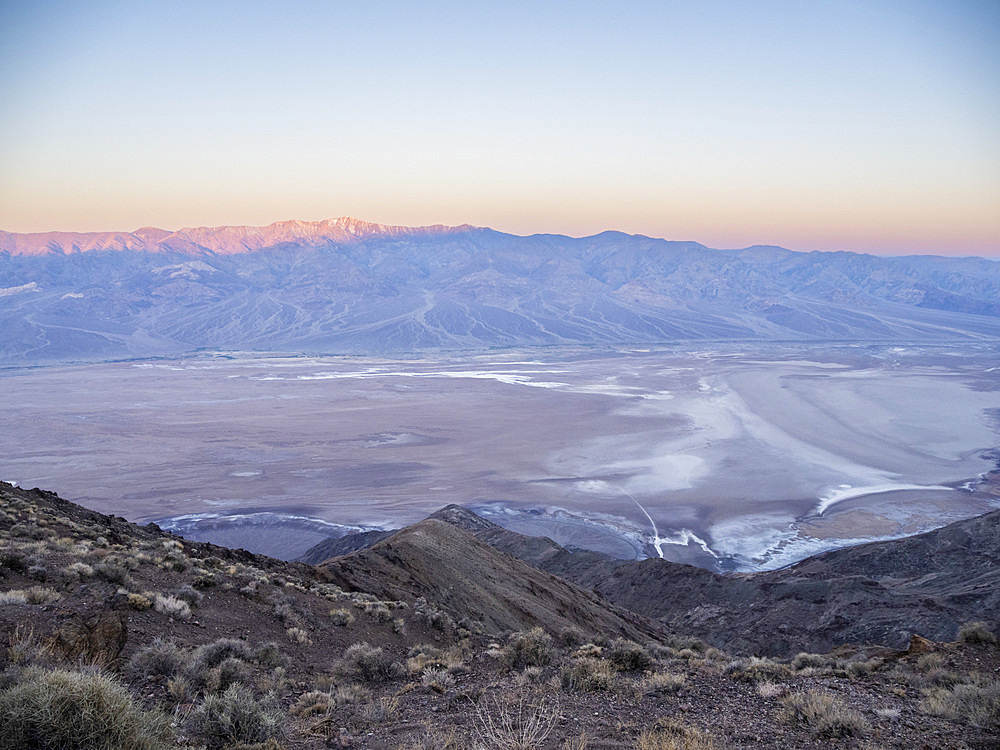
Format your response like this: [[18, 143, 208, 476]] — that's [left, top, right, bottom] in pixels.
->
[[2, 0, 998, 254]]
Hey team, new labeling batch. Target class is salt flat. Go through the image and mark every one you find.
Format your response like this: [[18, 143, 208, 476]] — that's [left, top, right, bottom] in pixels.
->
[[1, 344, 997, 570]]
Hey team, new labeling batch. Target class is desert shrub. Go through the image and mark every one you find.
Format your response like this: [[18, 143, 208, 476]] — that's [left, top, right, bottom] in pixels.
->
[[844, 657, 883, 679], [0, 549, 27, 574], [94, 561, 132, 586], [0, 666, 174, 750], [27, 564, 48, 581], [253, 642, 287, 669], [635, 721, 716, 750], [573, 642, 604, 659], [126, 593, 152, 610], [958, 621, 999, 646], [757, 681, 786, 698], [923, 675, 1000, 731], [664, 635, 705, 652], [127, 638, 187, 680], [333, 683, 371, 706], [501, 628, 555, 670], [791, 652, 831, 671], [329, 607, 355, 626], [153, 594, 191, 621], [607, 639, 653, 672], [189, 639, 254, 685], [0, 590, 28, 605], [7, 623, 49, 666], [341, 642, 402, 683], [557, 626, 585, 649], [560, 657, 617, 692], [286, 627, 311, 645], [0, 586, 60, 605], [781, 689, 870, 739], [396, 725, 465, 750], [290, 690, 333, 718], [473, 690, 558, 750], [723, 656, 792, 684], [640, 672, 685, 696], [413, 596, 455, 631], [915, 652, 944, 672], [173, 584, 204, 607], [186, 684, 284, 750], [422, 668, 456, 693], [359, 695, 400, 725], [206, 657, 252, 694]]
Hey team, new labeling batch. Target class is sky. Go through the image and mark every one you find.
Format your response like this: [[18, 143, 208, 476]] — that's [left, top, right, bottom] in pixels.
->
[[1, 0, 998, 255]]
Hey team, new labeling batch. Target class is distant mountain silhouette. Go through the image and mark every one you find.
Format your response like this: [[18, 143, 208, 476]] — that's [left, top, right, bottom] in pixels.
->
[[3, 218, 999, 362]]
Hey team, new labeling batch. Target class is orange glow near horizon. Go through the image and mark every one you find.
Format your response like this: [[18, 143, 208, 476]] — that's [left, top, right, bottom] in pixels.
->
[[1, 2, 998, 257]]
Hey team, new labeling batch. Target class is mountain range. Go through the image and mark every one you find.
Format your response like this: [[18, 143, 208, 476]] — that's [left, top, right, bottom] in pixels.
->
[[3, 217, 1000, 363]]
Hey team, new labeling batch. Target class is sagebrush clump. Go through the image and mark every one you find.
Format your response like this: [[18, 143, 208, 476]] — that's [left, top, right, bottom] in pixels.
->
[[0, 666, 174, 750]]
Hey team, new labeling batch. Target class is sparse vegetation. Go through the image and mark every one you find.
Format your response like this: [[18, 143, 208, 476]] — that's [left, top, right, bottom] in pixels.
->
[[2, 482, 998, 749], [501, 627, 555, 670], [923, 674, 1000, 731], [340, 642, 403, 683], [781, 689, 870, 739], [0, 667, 174, 750], [153, 593, 191, 620], [186, 683, 285, 749], [958, 621, 998, 646], [473, 689, 558, 750]]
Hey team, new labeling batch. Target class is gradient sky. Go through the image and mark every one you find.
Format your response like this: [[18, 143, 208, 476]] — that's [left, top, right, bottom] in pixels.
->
[[1, 1, 998, 255]]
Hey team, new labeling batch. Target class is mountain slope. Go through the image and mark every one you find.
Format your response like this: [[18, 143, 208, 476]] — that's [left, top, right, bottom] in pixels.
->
[[3, 218, 1000, 363], [6, 482, 999, 748], [319, 518, 662, 642], [306, 504, 1000, 656]]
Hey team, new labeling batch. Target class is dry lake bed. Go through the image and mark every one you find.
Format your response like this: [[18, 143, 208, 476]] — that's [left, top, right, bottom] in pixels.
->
[[2, 343, 998, 570]]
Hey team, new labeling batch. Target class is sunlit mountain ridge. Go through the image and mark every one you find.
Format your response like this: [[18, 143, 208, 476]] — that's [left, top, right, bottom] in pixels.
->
[[2, 219, 999, 363]]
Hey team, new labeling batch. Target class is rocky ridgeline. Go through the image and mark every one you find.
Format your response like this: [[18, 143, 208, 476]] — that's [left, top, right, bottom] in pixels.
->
[[1, 482, 998, 749]]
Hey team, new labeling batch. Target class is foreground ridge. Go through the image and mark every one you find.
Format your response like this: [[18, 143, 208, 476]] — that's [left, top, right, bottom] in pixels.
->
[[1, 482, 998, 748]]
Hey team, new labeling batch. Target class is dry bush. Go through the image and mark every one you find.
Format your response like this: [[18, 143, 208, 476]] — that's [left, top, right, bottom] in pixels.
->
[[501, 628, 555, 671], [560, 657, 617, 692], [635, 721, 716, 750], [127, 638, 188, 680], [0, 586, 61, 605], [473, 689, 558, 750], [360, 695, 401, 725], [723, 656, 792, 684], [781, 689, 870, 739], [186, 684, 284, 750], [341, 642, 403, 683], [188, 639, 254, 686], [958, 621, 999, 646], [607, 639, 653, 672], [291, 690, 334, 718], [153, 594, 191, 621], [640, 672, 685, 696], [205, 657, 252, 694], [791, 652, 831, 671], [286, 627, 311, 645], [0, 666, 174, 750], [422, 668, 456, 693], [329, 607, 355, 626], [923, 675, 1000, 731], [126, 593, 152, 610], [557, 626, 585, 649]]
